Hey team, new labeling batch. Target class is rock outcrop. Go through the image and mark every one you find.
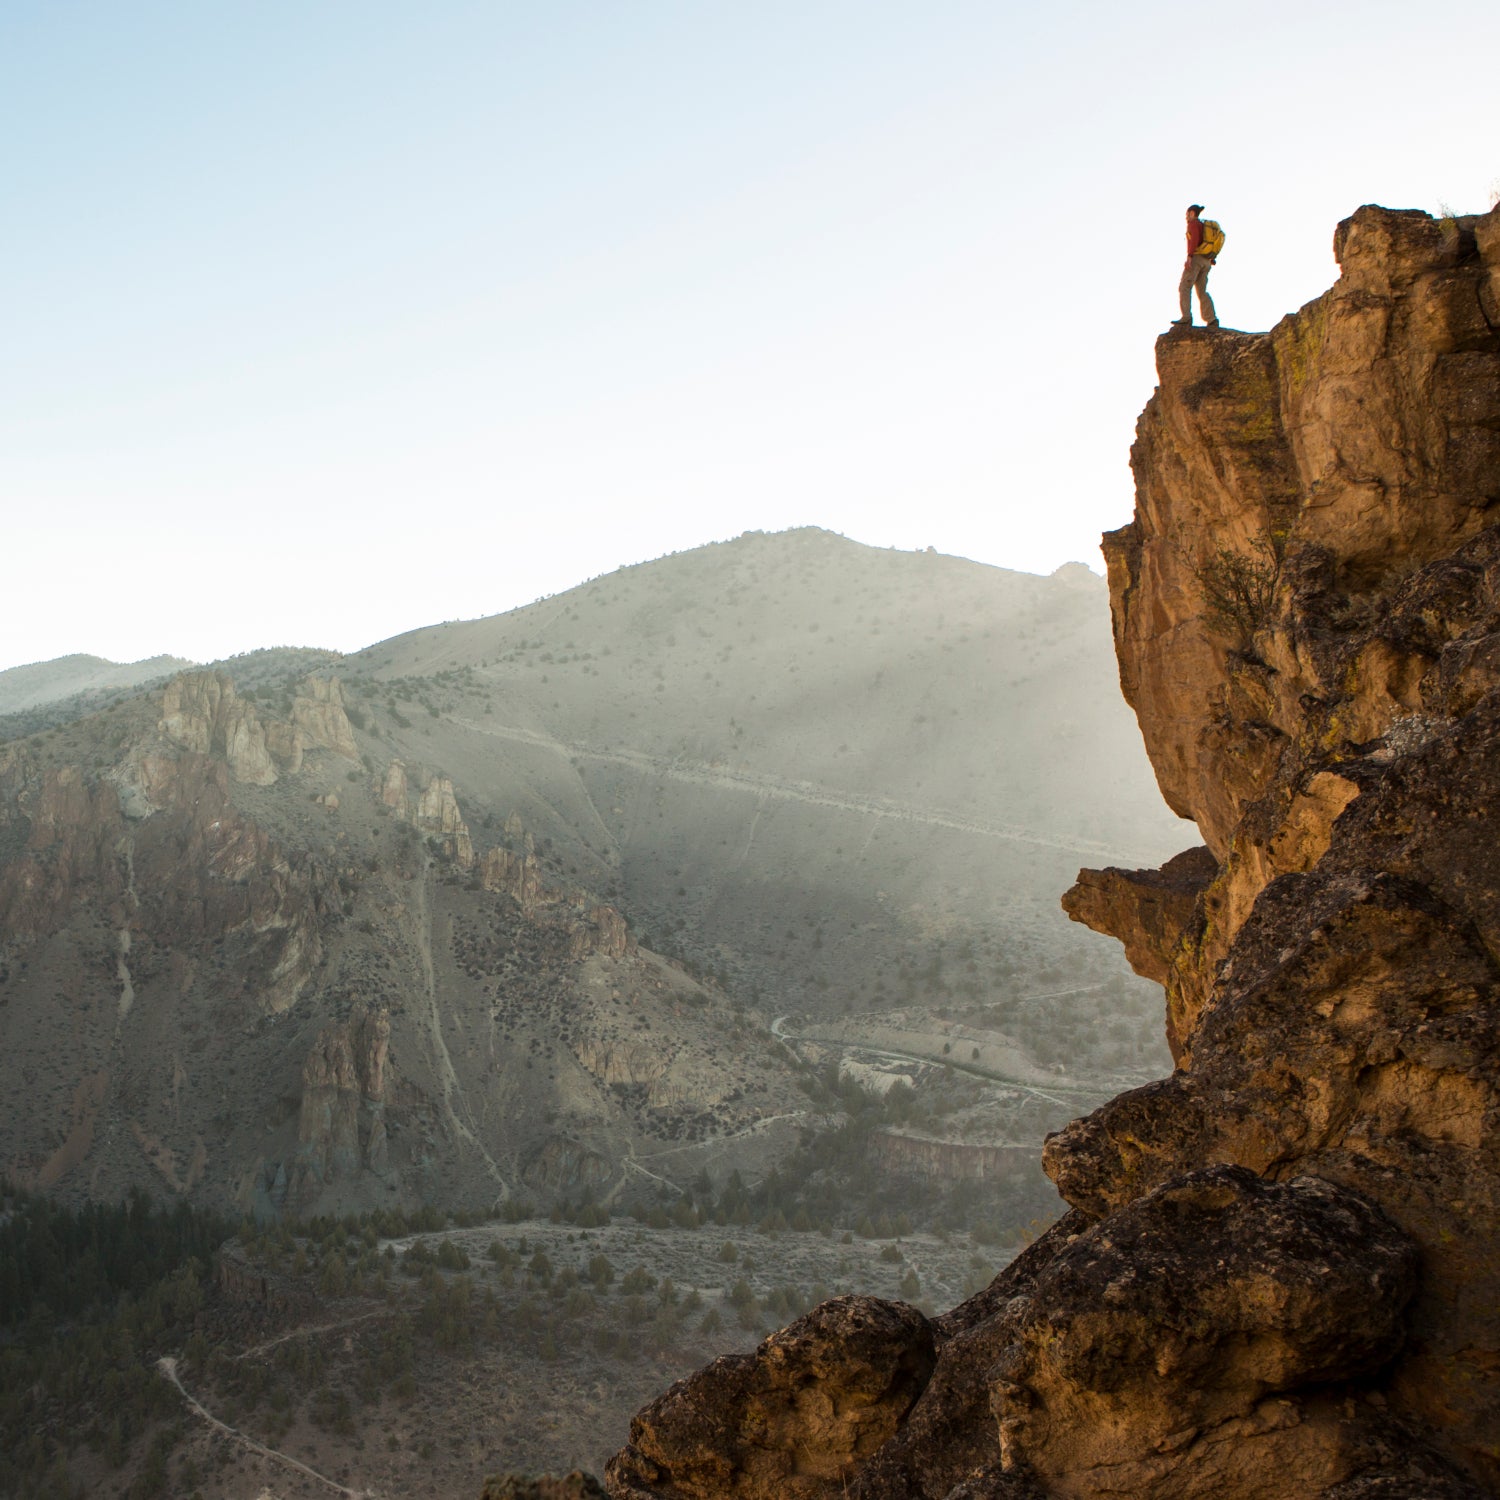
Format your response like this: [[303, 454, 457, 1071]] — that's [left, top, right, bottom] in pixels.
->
[[160, 670, 357, 785], [987, 1168, 1419, 1496], [868, 1131, 1040, 1186], [161, 671, 280, 784], [604, 203, 1500, 1498], [2, 663, 809, 1223], [1097, 203, 1500, 1054], [1060, 845, 1217, 1000], [381, 758, 475, 866], [0, 740, 329, 1011], [480, 824, 634, 960], [520, 1136, 614, 1192], [294, 1005, 392, 1199], [608, 1298, 936, 1500]]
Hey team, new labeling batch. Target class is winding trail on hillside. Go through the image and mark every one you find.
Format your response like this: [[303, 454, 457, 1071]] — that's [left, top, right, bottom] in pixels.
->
[[614, 1111, 815, 1197], [156, 1356, 373, 1498], [234, 1309, 389, 1362], [450, 715, 1159, 864], [636, 1109, 812, 1162]]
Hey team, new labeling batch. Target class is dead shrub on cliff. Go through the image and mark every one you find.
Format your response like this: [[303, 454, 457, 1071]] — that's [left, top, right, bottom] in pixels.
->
[[1194, 535, 1281, 652]]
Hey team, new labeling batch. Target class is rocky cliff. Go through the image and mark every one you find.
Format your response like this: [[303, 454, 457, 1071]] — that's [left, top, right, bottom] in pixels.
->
[[0, 667, 806, 1219], [603, 203, 1500, 1497]]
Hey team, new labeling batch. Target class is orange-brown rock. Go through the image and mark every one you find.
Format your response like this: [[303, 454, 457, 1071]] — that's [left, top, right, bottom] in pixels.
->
[[1049, 204, 1500, 1488], [0, 741, 326, 1011], [414, 775, 474, 866], [482, 828, 635, 960], [1106, 205, 1500, 862], [571, 904, 631, 960], [1077, 208, 1500, 1029], [1061, 845, 1215, 1053], [292, 673, 359, 760], [607, 1297, 935, 1500], [480, 843, 545, 908], [988, 1167, 1418, 1497], [161, 670, 279, 784], [380, 757, 411, 812], [0, 755, 125, 933]]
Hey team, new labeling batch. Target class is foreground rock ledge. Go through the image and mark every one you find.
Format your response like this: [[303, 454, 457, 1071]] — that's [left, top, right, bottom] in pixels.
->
[[596, 202, 1500, 1499], [607, 1296, 935, 1499]]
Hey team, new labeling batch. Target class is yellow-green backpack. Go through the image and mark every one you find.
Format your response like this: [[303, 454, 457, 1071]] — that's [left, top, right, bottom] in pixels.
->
[[1200, 219, 1226, 258]]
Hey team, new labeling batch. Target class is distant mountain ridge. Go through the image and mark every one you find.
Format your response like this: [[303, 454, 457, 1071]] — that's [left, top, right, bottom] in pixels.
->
[[0, 528, 1184, 1221], [0, 652, 195, 715], [333, 527, 1187, 1024]]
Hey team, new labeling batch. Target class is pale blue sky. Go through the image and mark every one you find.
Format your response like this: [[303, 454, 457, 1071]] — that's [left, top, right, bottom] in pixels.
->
[[4, 1, 1497, 669]]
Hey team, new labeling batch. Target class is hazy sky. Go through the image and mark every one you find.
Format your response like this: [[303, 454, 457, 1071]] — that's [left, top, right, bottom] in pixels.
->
[[4, 1, 1497, 671]]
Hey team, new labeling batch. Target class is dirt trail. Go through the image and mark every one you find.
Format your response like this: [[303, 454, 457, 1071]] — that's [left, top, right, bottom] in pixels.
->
[[235, 1309, 389, 1362], [451, 716, 1158, 864], [635, 1110, 810, 1162], [157, 1356, 373, 1498]]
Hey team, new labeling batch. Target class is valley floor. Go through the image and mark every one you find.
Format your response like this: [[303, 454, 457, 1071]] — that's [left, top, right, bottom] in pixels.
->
[[119, 1217, 1010, 1500]]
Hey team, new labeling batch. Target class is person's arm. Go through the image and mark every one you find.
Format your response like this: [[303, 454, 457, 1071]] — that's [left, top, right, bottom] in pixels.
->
[[1186, 220, 1204, 258]]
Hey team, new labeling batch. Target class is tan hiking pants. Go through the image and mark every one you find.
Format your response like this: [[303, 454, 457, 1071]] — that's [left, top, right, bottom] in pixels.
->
[[1179, 254, 1217, 323]]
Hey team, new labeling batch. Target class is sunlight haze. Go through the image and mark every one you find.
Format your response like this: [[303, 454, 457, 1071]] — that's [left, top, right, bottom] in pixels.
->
[[3, 0, 1497, 667]]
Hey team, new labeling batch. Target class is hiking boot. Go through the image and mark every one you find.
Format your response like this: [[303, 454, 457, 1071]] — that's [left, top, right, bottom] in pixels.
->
[[1206, 319, 1220, 329], [1170, 319, 1192, 328]]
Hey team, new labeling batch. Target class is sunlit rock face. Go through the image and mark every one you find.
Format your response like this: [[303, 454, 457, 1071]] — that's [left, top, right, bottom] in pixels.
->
[[1092, 203, 1500, 1055], [607, 1296, 936, 1500], [604, 203, 1500, 1499]]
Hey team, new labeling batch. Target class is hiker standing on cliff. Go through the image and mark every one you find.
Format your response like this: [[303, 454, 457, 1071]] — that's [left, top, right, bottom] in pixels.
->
[[1173, 204, 1222, 329]]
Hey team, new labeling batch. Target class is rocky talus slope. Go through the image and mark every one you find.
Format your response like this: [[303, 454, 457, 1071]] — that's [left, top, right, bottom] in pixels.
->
[[602, 204, 1500, 1497]]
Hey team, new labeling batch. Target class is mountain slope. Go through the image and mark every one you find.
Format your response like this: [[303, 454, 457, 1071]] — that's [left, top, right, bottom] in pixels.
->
[[336, 529, 1187, 1047], [0, 530, 1186, 1222]]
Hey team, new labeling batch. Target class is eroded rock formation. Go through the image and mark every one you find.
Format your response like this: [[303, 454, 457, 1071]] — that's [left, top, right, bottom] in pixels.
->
[[480, 823, 635, 960], [604, 203, 1500, 1498], [2, 663, 805, 1222], [294, 1004, 392, 1200], [160, 670, 357, 785], [0, 737, 329, 1012], [381, 758, 476, 866]]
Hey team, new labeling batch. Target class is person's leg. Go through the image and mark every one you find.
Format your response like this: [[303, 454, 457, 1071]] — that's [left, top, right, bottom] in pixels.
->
[[1178, 260, 1196, 321], [1196, 259, 1218, 324]]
